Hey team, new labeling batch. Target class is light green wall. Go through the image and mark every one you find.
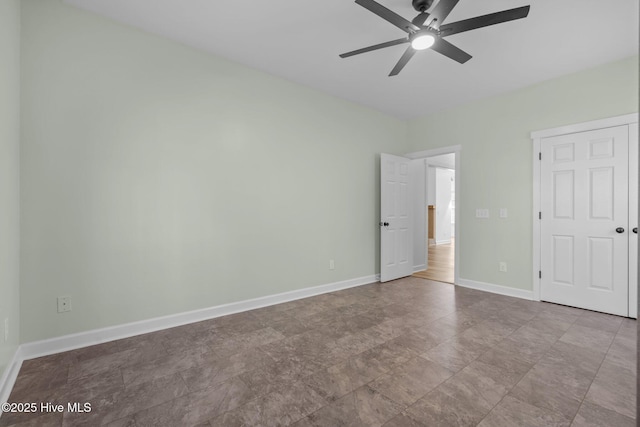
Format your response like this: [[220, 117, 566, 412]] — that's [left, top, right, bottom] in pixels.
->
[[17, 0, 639, 344], [407, 55, 639, 291], [20, 0, 407, 342], [0, 0, 21, 376]]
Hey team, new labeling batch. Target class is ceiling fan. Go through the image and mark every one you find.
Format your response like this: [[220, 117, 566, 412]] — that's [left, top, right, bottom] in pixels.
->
[[340, 0, 530, 76]]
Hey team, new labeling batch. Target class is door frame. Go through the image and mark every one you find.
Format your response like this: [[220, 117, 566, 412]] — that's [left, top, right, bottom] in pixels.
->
[[405, 145, 461, 285], [531, 113, 639, 307]]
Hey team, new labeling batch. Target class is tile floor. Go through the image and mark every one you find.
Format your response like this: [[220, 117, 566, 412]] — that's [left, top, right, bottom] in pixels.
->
[[1, 277, 636, 427]]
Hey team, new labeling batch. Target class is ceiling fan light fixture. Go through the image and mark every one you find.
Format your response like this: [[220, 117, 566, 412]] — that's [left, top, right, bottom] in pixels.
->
[[410, 32, 435, 50]]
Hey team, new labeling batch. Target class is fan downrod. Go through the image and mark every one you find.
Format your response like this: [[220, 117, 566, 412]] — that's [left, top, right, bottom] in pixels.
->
[[412, 0, 434, 12]]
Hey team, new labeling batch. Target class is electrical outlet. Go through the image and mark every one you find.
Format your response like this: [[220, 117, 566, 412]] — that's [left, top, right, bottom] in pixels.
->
[[57, 296, 72, 313], [4, 318, 8, 342], [329, 260, 335, 270], [499, 262, 507, 272]]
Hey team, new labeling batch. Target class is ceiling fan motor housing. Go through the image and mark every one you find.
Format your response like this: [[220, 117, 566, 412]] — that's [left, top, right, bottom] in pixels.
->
[[412, 0, 434, 12]]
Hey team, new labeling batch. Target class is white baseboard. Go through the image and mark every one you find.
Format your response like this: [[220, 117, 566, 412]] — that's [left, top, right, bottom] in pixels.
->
[[0, 274, 379, 407], [457, 278, 534, 301], [0, 274, 537, 409], [0, 346, 23, 407], [413, 264, 426, 273], [20, 274, 380, 361]]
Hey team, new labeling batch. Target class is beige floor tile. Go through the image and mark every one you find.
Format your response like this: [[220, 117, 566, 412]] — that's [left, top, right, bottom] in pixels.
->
[[369, 356, 454, 406], [5, 278, 636, 427], [584, 360, 636, 419], [571, 401, 635, 427], [478, 395, 571, 427]]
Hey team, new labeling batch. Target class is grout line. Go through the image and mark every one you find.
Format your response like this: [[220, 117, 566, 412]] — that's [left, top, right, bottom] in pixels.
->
[[565, 318, 625, 426], [565, 315, 632, 425], [474, 301, 585, 425], [8, 281, 634, 426]]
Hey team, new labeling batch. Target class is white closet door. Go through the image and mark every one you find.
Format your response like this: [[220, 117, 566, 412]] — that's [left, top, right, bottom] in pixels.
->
[[541, 125, 629, 316]]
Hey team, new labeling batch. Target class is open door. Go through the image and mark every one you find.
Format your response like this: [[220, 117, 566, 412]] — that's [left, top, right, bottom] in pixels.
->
[[380, 153, 413, 282]]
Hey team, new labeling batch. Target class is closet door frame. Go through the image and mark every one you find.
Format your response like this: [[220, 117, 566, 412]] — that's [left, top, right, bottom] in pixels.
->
[[531, 113, 638, 317]]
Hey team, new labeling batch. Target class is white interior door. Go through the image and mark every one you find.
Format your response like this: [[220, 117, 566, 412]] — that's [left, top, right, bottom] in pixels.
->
[[629, 123, 638, 318], [380, 153, 413, 282], [540, 125, 630, 316], [435, 168, 454, 244]]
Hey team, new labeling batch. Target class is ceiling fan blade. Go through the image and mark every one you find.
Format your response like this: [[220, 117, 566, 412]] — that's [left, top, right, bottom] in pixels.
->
[[389, 46, 416, 76], [439, 6, 530, 37], [412, 12, 430, 27], [340, 38, 409, 58], [355, 0, 420, 33], [431, 38, 472, 63], [427, 0, 460, 28]]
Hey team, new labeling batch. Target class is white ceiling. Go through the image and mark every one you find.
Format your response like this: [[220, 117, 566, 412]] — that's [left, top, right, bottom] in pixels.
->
[[63, 0, 639, 120]]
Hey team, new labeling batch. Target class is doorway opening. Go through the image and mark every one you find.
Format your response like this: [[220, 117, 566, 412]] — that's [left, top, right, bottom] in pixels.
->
[[414, 155, 456, 284], [407, 148, 459, 285]]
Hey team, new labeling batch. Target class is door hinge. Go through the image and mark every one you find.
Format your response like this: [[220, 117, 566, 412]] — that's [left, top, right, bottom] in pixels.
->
[[539, 211, 542, 220], [539, 152, 542, 160], [539, 270, 542, 279]]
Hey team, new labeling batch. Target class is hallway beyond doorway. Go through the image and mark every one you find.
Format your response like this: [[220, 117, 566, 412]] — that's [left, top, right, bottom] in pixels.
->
[[413, 239, 455, 284]]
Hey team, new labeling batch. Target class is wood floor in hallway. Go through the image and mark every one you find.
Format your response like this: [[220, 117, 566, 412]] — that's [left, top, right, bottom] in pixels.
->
[[413, 239, 454, 284]]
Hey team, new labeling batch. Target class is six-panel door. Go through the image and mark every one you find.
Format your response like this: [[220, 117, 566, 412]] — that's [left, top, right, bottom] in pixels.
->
[[540, 125, 630, 316], [380, 153, 413, 282]]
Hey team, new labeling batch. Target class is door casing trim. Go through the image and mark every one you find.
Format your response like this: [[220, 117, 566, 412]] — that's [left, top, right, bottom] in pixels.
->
[[531, 113, 638, 305]]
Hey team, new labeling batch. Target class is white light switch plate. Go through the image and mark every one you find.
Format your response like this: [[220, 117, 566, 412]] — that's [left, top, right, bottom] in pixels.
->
[[475, 209, 489, 218]]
